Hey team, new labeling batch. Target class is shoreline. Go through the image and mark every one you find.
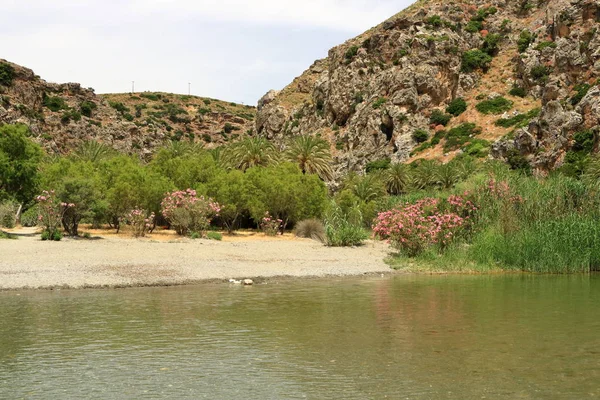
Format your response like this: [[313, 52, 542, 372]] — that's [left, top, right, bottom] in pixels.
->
[[0, 230, 394, 291]]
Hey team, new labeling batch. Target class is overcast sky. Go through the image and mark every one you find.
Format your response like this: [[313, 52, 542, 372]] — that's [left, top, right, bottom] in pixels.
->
[[1, 0, 414, 105]]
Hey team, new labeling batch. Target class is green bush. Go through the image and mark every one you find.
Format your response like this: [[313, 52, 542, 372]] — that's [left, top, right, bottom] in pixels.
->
[[476, 97, 513, 115], [372, 97, 387, 109], [495, 108, 540, 128], [446, 98, 467, 116], [430, 110, 452, 126], [482, 33, 502, 56], [570, 83, 591, 106], [80, 101, 97, 117], [41, 229, 62, 241], [509, 86, 527, 98], [0, 62, 15, 86], [206, 231, 223, 241], [412, 129, 429, 143], [425, 15, 444, 27], [141, 93, 160, 101], [109, 101, 130, 114], [0, 231, 17, 240], [324, 202, 368, 247], [366, 158, 391, 173], [443, 123, 481, 152], [345, 45, 359, 61], [530, 65, 550, 82], [20, 206, 39, 227], [461, 49, 492, 72], [43, 95, 67, 112], [61, 110, 82, 123], [535, 41, 557, 51], [518, 30, 534, 53], [0, 201, 17, 228]]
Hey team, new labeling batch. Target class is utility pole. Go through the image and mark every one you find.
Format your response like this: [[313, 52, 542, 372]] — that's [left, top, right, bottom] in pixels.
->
[[188, 82, 191, 96], [132, 81, 135, 94]]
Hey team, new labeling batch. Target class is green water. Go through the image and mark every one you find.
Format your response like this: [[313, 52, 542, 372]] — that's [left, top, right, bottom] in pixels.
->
[[0, 275, 599, 399]]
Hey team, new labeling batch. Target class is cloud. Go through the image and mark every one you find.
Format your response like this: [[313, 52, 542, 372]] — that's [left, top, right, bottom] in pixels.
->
[[0, 0, 415, 104]]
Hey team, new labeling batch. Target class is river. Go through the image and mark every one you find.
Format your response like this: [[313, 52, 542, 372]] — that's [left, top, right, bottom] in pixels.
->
[[1, 275, 599, 399]]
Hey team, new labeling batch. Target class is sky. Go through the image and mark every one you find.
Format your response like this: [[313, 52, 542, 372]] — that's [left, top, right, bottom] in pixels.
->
[[0, 0, 414, 105]]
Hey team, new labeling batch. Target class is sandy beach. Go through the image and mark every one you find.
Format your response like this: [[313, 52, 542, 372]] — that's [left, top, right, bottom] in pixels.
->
[[0, 228, 394, 290]]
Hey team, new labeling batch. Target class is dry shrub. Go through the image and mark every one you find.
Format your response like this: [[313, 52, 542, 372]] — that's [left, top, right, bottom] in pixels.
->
[[294, 219, 326, 243]]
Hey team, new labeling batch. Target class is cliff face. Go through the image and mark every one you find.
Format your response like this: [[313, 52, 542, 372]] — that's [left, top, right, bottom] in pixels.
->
[[256, 0, 600, 177], [0, 60, 255, 156]]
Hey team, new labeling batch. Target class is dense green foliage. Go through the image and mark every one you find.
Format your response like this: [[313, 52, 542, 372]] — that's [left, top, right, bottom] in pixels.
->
[[509, 86, 527, 98], [476, 97, 513, 115], [383, 160, 600, 273], [0, 62, 15, 86], [461, 49, 492, 72], [495, 108, 540, 128], [446, 98, 467, 116], [517, 30, 534, 53], [430, 110, 451, 126], [0, 124, 43, 204]]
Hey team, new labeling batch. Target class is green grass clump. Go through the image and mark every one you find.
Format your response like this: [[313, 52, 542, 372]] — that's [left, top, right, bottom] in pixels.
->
[[476, 97, 513, 115], [206, 231, 223, 241], [0, 231, 17, 240], [509, 86, 527, 98], [372, 97, 387, 109], [443, 123, 481, 151], [495, 108, 540, 128]]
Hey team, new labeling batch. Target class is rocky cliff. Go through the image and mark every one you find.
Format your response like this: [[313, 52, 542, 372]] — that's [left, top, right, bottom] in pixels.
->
[[0, 60, 255, 156], [256, 0, 600, 177]]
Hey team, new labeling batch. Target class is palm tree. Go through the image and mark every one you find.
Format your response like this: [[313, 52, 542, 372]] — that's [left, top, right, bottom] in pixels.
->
[[72, 140, 114, 163], [352, 174, 387, 203], [385, 163, 411, 195], [225, 137, 278, 171], [284, 135, 334, 180], [412, 160, 439, 189], [435, 162, 461, 190]]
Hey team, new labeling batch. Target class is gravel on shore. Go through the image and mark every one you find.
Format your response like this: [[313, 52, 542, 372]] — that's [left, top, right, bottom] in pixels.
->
[[0, 234, 393, 290]]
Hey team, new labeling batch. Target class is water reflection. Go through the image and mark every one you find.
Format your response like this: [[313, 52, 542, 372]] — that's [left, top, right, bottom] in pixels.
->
[[0, 275, 599, 399]]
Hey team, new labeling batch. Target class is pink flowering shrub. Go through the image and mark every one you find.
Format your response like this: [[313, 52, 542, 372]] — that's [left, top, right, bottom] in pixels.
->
[[161, 189, 220, 236], [373, 194, 477, 256], [260, 212, 283, 236], [35, 190, 73, 241], [124, 209, 155, 238]]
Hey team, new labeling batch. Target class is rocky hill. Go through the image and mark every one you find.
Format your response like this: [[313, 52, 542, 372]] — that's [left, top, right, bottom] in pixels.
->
[[256, 0, 600, 177], [0, 60, 255, 156]]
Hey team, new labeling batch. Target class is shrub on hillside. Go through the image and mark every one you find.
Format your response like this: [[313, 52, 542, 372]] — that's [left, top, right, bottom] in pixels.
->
[[475, 97, 513, 115], [0, 62, 15, 86], [461, 49, 492, 72], [430, 110, 452, 126], [80, 101, 97, 117], [412, 129, 429, 143], [43, 95, 67, 112], [294, 219, 326, 243], [509, 86, 527, 98], [446, 98, 467, 116], [517, 30, 534, 53]]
